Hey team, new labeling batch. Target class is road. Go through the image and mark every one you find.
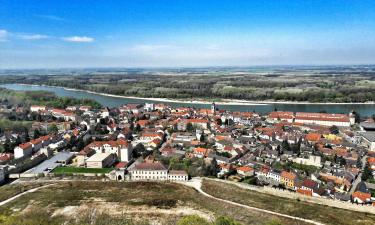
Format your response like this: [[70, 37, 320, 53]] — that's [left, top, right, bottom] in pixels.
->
[[182, 178, 325, 225], [349, 155, 368, 195]]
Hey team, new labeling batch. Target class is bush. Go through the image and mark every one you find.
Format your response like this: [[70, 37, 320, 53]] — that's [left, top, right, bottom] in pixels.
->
[[215, 216, 242, 225], [177, 215, 210, 225]]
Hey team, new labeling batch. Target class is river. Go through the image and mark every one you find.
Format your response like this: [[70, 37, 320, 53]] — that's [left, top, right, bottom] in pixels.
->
[[2, 83, 375, 117]]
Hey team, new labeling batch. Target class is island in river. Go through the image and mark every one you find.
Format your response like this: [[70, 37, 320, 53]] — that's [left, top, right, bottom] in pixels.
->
[[1, 66, 375, 116]]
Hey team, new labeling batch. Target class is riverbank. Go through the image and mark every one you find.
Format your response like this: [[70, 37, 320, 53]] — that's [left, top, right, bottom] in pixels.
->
[[14, 84, 375, 106]]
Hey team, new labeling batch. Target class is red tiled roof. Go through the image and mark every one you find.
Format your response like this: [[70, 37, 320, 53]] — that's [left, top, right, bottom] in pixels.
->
[[297, 189, 312, 196], [269, 111, 294, 119], [115, 162, 128, 168], [281, 171, 297, 181], [18, 142, 32, 150], [237, 166, 254, 172], [305, 133, 321, 142], [352, 191, 371, 202], [295, 112, 350, 123]]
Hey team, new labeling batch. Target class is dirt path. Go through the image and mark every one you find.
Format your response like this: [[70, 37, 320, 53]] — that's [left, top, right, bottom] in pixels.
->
[[0, 184, 54, 207], [181, 178, 325, 225]]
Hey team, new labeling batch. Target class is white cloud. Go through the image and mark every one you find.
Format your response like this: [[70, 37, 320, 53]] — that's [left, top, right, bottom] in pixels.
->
[[62, 36, 94, 43], [0, 29, 8, 42], [18, 34, 49, 40]]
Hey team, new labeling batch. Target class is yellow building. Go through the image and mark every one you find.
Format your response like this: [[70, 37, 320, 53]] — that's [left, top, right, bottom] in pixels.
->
[[280, 171, 297, 189]]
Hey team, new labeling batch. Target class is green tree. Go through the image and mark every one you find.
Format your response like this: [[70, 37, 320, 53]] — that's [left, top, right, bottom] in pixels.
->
[[208, 158, 219, 177], [48, 124, 58, 134], [356, 157, 362, 168], [177, 215, 210, 225], [329, 125, 339, 134], [33, 129, 41, 139], [362, 163, 373, 181], [186, 122, 194, 132], [200, 133, 205, 142], [281, 140, 290, 152], [24, 128, 30, 142], [3, 138, 12, 152]]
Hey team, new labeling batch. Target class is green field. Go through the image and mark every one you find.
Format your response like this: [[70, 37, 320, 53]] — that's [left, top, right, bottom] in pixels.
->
[[52, 166, 114, 174]]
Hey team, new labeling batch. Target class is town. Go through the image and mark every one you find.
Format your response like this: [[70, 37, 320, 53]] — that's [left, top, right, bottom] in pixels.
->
[[1, 100, 375, 207]]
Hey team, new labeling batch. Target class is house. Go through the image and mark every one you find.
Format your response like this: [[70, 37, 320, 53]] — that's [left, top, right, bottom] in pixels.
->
[[30, 105, 46, 112], [266, 170, 281, 183], [352, 191, 371, 204], [193, 147, 209, 158], [86, 152, 116, 168], [14, 142, 33, 159], [79, 105, 91, 112], [237, 166, 254, 176], [280, 171, 298, 189], [361, 132, 375, 151]]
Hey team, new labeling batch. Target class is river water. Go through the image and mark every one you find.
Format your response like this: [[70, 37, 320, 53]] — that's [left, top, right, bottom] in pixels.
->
[[2, 83, 375, 117]]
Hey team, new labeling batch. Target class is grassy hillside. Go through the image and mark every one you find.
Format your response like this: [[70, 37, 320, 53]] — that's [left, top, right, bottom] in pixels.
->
[[202, 179, 375, 225], [0, 181, 307, 225]]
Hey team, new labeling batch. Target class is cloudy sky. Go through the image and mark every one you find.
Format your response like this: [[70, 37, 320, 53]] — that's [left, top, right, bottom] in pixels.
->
[[0, 0, 375, 68]]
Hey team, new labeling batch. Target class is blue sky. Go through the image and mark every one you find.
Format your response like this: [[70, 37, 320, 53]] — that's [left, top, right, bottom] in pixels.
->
[[0, 0, 375, 68]]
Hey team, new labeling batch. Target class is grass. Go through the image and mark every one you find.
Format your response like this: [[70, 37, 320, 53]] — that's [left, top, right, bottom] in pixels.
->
[[52, 166, 114, 174], [202, 179, 375, 225], [0, 181, 308, 225], [0, 182, 46, 202]]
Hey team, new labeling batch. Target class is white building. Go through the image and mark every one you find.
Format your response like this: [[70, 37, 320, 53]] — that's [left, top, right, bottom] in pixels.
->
[[292, 155, 322, 167], [86, 152, 116, 168], [14, 143, 33, 159], [85, 139, 132, 162], [168, 170, 188, 181], [30, 105, 46, 112], [128, 162, 188, 181], [129, 162, 168, 181]]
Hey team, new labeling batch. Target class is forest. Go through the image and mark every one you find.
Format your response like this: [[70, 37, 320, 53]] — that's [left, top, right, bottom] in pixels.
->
[[1, 67, 375, 103]]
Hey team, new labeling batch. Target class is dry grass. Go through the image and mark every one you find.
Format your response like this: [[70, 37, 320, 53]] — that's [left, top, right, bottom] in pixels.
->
[[0, 181, 311, 225], [202, 179, 375, 225]]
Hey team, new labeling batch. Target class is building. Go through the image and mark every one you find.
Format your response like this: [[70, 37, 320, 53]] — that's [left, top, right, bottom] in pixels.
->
[[292, 155, 322, 167], [14, 142, 33, 159], [128, 162, 168, 181], [268, 111, 355, 127], [128, 161, 188, 181], [268, 111, 294, 123], [85, 139, 132, 162], [360, 132, 375, 151], [30, 105, 46, 112], [352, 191, 371, 204], [280, 171, 297, 189], [86, 153, 116, 168], [168, 170, 188, 181], [295, 112, 354, 127], [236, 166, 254, 176]]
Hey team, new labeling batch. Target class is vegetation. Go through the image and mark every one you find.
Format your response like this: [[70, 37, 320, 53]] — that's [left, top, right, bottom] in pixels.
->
[[0, 88, 101, 109], [0, 181, 302, 225], [3, 68, 375, 103], [202, 179, 375, 225], [52, 166, 114, 174], [0, 183, 46, 202]]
